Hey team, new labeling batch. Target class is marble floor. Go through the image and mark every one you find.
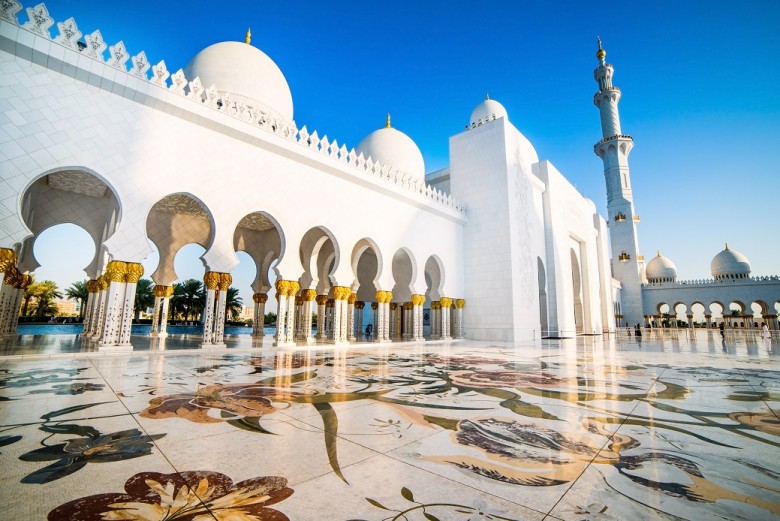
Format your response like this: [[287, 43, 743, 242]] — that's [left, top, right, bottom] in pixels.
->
[[0, 330, 778, 520]]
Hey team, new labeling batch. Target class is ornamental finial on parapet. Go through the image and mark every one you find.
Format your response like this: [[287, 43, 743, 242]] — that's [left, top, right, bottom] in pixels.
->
[[596, 36, 606, 62], [245, 28, 251, 45], [386, 113, 391, 128]]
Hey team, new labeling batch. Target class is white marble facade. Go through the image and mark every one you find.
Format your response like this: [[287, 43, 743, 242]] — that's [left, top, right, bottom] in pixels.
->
[[1, 3, 774, 348]]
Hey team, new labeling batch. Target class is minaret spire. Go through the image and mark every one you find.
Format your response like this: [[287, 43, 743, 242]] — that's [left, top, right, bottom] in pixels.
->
[[596, 36, 606, 65], [593, 41, 643, 327]]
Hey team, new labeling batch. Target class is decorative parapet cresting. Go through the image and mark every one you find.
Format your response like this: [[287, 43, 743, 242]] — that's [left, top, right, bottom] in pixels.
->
[[642, 275, 780, 288], [1, 2, 465, 215]]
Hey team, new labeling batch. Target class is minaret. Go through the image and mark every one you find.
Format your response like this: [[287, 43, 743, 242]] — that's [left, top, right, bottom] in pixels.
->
[[593, 38, 643, 327]]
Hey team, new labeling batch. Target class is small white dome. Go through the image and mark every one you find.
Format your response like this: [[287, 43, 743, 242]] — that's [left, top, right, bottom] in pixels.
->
[[646, 252, 677, 282], [711, 244, 751, 279], [185, 41, 293, 122], [355, 118, 425, 180], [470, 97, 508, 126]]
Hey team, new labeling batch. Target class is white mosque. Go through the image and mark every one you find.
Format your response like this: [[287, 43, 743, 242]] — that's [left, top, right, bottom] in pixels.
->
[[0, 3, 778, 350]]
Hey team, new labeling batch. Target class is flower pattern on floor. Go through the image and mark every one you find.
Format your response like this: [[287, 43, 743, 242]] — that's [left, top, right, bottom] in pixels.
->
[[1, 333, 778, 520], [47, 470, 293, 520]]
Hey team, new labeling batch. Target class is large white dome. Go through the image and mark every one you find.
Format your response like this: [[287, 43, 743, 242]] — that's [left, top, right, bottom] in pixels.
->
[[711, 244, 751, 279], [470, 97, 508, 126], [355, 118, 425, 180], [184, 41, 293, 122], [645, 251, 677, 282]]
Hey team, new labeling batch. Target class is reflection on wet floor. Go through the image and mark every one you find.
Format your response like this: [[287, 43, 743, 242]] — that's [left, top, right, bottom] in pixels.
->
[[0, 330, 778, 520]]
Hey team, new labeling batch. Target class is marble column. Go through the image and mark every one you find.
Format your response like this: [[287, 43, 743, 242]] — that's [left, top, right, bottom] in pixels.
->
[[252, 293, 268, 337], [0, 249, 17, 335], [82, 279, 99, 333], [284, 282, 298, 344], [326, 299, 335, 340], [440, 297, 452, 340], [7, 273, 31, 335], [213, 273, 231, 345], [159, 289, 172, 337], [347, 293, 357, 341], [431, 302, 440, 339], [331, 286, 350, 344], [687, 313, 694, 329], [704, 314, 712, 330], [301, 289, 317, 344], [117, 263, 144, 346], [454, 299, 465, 338], [389, 302, 398, 338], [150, 296, 162, 336], [316, 295, 328, 340], [371, 302, 378, 340], [98, 261, 128, 349], [0, 265, 19, 336], [90, 277, 108, 339], [355, 301, 364, 340], [274, 280, 299, 347], [402, 302, 412, 339], [411, 294, 425, 341], [200, 271, 220, 347]]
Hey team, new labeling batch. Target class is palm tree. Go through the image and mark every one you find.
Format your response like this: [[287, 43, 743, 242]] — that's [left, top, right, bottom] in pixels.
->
[[224, 287, 243, 321], [133, 278, 155, 320], [31, 280, 62, 318], [21, 273, 36, 316], [172, 279, 204, 322], [65, 280, 89, 320]]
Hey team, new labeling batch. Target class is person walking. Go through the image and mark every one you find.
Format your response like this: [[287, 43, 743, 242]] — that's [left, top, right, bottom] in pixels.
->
[[719, 322, 725, 338]]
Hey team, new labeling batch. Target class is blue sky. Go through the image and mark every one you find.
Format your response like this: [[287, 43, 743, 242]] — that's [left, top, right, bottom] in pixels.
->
[[28, 1, 780, 303]]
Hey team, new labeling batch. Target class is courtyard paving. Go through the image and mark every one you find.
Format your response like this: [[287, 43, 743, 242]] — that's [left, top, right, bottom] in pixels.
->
[[0, 330, 778, 520]]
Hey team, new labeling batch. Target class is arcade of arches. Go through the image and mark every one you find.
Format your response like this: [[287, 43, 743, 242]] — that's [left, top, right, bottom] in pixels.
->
[[0, 171, 466, 350]]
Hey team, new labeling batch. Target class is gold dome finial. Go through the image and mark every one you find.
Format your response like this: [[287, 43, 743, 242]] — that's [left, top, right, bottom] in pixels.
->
[[725, 242, 729, 251], [596, 36, 606, 60], [245, 28, 252, 45], [386, 113, 391, 128], [657, 250, 661, 257], [485, 93, 490, 100]]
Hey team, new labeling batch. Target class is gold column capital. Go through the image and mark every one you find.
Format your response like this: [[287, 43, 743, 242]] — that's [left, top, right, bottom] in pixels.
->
[[440, 297, 453, 308], [390, 302, 398, 310], [287, 281, 300, 297], [371, 302, 378, 310], [3, 266, 18, 286], [20, 273, 32, 289], [301, 289, 317, 301], [431, 301, 440, 310], [326, 298, 335, 308], [218, 273, 232, 291], [411, 294, 426, 306], [456, 299, 465, 309], [0, 248, 17, 272], [253, 292, 268, 304], [375, 290, 393, 303], [125, 262, 144, 283], [104, 260, 128, 283], [204, 271, 221, 290], [348, 292, 357, 304], [153, 284, 169, 297], [354, 301, 365, 309], [316, 294, 329, 306], [333, 286, 351, 300]]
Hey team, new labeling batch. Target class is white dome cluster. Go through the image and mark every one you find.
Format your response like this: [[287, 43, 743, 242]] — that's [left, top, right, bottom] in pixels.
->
[[355, 116, 425, 181], [645, 251, 677, 283], [711, 244, 751, 280], [184, 40, 293, 122]]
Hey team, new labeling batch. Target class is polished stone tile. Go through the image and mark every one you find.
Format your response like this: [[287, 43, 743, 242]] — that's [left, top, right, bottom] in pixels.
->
[[0, 331, 778, 520], [285, 453, 547, 520]]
